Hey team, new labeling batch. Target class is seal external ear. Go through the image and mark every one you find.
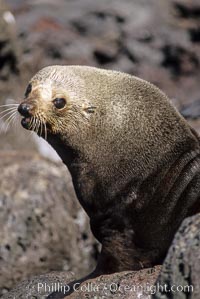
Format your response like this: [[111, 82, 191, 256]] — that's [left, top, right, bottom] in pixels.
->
[[20, 66, 200, 298], [84, 106, 96, 113], [24, 83, 32, 98]]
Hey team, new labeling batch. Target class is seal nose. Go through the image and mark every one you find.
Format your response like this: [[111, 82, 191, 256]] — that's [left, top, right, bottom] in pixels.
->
[[18, 103, 33, 118]]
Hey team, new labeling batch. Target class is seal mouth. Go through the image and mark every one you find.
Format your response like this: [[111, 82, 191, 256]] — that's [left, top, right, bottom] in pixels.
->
[[18, 99, 50, 139], [21, 115, 50, 140], [21, 117, 32, 130]]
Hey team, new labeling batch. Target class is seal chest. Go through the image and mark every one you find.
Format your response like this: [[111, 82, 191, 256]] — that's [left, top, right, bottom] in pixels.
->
[[18, 65, 200, 278]]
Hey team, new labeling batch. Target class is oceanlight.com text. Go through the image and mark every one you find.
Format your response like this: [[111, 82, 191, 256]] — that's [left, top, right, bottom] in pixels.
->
[[37, 281, 194, 295]]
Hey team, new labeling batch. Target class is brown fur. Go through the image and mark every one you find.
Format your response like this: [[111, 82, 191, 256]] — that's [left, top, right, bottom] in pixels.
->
[[18, 66, 200, 298]]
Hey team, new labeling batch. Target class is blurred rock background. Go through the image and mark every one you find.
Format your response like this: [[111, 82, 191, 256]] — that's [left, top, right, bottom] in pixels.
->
[[0, 0, 200, 296]]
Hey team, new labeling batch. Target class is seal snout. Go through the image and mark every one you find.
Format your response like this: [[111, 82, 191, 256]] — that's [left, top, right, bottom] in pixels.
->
[[18, 102, 33, 118], [18, 102, 35, 130]]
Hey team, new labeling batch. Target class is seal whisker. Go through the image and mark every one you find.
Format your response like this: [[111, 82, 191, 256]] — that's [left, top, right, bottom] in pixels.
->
[[5, 110, 18, 123], [5, 111, 18, 131], [0, 104, 18, 108], [33, 117, 37, 132], [32, 116, 37, 133], [32, 116, 36, 132], [30, 116, 35, 130], [0, 109, 18, 120], [37, 118, 41, 136], [0, 107, 17, 115], [12, 114, 20, 133], [44, 122, 47, 140], [7, 112, 18, 129], [40, 117, 45, 138], [39, 117, 43, 137], [29, 117, 34, 129], [34, 117, 38, 134], [11, 111, 19, 126], [28, 117, 36, 139], [35, 117, 40, 135], [0, 107, 17, 113]]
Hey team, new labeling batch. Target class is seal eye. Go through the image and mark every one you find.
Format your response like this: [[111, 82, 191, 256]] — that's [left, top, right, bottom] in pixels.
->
[[53, 98, 66, 109]]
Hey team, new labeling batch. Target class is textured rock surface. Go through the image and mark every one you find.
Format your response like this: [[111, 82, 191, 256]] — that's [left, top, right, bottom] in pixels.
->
[[0, 152, 97, 296], [2, 267, 161, 299], [153, 214, 200, 299], [3, 214, 200, 299], [64, 267, 161, 299], [2, 272, 75, 299]]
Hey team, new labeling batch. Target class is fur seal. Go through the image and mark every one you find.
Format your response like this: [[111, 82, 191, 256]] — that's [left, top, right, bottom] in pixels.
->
[[18, 66, 200, 297]]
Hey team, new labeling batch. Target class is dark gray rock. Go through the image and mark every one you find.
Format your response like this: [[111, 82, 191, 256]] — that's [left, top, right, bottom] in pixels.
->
[[152, 214, 200, 299], [0, 152, 97, 296]]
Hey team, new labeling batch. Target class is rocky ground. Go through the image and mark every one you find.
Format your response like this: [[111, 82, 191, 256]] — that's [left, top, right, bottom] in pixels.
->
[[2, 267, 161, 299], [153, 214, 200, 299], [2, 214, 199, 299], [0, 0, 200, 298], [0, 153, 98, 297]]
